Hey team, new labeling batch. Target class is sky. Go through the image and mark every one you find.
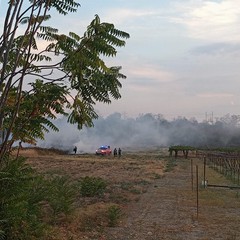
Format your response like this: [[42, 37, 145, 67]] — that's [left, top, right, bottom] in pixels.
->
[[1, 0, 240, 121], [72, 0, 240, 121]]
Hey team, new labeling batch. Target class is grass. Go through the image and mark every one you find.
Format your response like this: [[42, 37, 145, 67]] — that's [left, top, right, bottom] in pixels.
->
[[189, 158, 240, 238], [15, 148, 240, 239]]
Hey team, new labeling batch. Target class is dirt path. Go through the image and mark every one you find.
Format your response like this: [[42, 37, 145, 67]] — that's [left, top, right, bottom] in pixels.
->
[[104, 158, 240, 240]]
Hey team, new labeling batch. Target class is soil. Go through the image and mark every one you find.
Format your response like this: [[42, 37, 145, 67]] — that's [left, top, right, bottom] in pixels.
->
[[18, 148, 240, 240]]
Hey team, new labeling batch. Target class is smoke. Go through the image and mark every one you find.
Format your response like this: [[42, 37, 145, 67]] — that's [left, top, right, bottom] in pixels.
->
[[37, 113, 240, 153]]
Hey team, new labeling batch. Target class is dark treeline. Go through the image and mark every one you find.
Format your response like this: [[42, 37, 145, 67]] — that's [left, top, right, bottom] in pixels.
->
[[37, 113, 240, 153]]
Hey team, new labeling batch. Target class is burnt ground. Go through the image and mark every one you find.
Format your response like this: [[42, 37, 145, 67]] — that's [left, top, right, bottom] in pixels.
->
[[19, 148, 240, 240]]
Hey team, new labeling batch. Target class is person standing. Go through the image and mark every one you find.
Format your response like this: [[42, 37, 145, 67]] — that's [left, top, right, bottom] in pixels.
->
[[118, 148, 122, 158], [73, 146, 77, 154], [114, 148, 117, 157]]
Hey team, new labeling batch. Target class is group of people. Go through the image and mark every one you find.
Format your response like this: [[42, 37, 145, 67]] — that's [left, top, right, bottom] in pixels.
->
[[73, 145, 122, 157], [113, 147, 122, 157]]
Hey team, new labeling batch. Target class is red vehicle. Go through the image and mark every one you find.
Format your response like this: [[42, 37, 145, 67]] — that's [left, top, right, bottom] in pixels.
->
[[95, 146, 112, 155]]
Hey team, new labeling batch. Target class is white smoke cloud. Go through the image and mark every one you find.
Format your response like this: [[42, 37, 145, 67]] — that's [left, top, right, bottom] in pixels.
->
[[37, 112, 240, 153]]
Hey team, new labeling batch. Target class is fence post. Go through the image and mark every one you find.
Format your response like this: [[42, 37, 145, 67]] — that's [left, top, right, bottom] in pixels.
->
[[203, 157, 206, 188], [237, 167, 239, 185], [196, 165, 199, 219], [191, 159, 193, 191]]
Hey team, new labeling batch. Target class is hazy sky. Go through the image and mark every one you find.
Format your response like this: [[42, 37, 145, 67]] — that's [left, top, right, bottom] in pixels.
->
[[2, 0, 240, 121], [74, 0, 240, 121]]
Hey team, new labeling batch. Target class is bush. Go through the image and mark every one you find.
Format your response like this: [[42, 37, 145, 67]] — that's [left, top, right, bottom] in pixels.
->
[[45, 175, 77, 222], [107, 205, 122, 227], [0, 156, 47, 239], [0, 221, 6, 240], [0, 155, 78, 240], [79, 176, 107, 197]]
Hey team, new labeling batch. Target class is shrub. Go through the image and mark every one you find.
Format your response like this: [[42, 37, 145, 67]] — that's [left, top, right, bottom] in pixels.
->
[[79, 176, 107, 197], [45, 175, 77, 222], [0, 221, 6, 240], [107, 205, 122, 227], [0, 156, 47, 239], [0, 155, 78, 239]]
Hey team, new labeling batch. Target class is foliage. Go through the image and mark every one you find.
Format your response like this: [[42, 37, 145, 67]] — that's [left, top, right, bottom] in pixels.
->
[[79, 176, 107, 197], [107, 205, 122, 227], [45, 175, 77, 221], [0, 2, 129, 237], [199, 147, 240, 154], [0, 220, 6, 240], [0, 155, 78, 239], [4, 81, 69, 146], [0, 1, 130, 158], [169, 145, 240, 155], [0, 155, 46, 239]]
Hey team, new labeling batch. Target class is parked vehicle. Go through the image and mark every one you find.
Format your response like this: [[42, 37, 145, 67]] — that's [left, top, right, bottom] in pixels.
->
[[96, 146, 112, 155]]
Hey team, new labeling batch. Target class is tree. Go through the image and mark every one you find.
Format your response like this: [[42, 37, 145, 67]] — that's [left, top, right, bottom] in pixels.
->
[[0, 0, 130, 158]]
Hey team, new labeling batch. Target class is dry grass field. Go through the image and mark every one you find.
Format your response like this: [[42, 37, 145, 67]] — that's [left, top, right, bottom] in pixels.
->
[[18, 147, 240, 240]]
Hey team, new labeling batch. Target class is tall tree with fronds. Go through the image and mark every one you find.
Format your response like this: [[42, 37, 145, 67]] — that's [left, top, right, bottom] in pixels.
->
[[0, 0, 130, 159]]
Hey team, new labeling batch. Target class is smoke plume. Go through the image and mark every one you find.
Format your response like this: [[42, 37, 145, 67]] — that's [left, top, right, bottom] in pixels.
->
[[37, 113, 240, 153]]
